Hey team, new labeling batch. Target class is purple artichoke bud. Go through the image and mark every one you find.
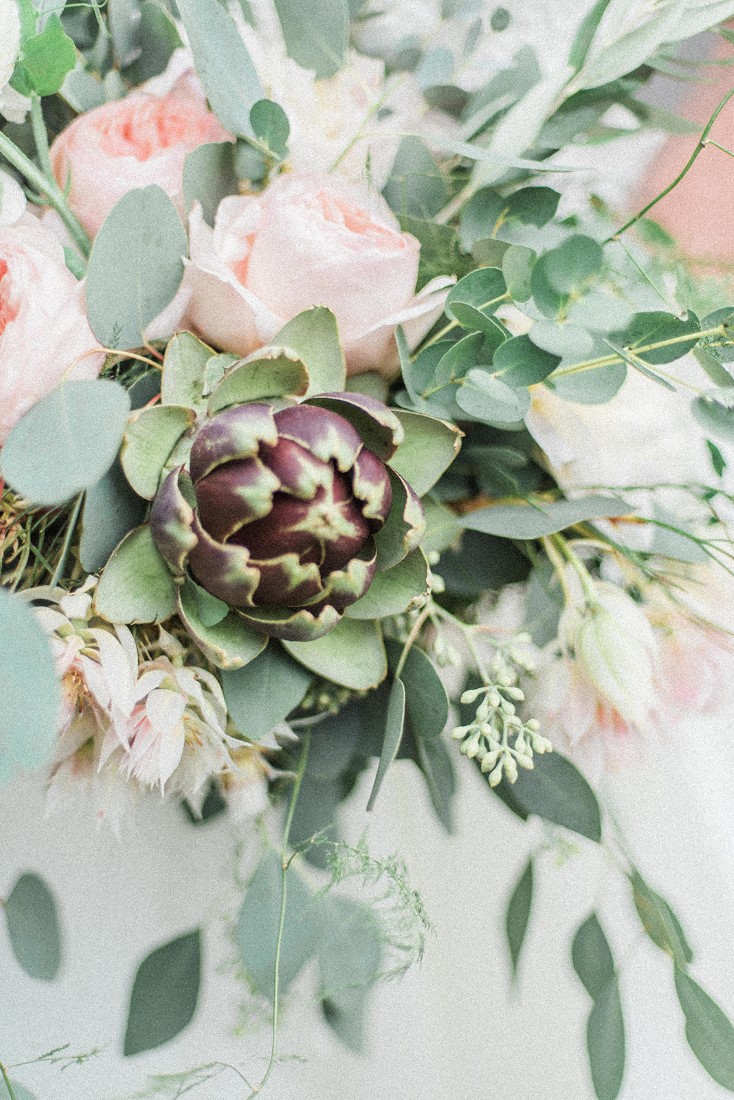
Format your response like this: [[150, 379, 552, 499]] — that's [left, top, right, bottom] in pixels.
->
[[150, 397, 418, 641]]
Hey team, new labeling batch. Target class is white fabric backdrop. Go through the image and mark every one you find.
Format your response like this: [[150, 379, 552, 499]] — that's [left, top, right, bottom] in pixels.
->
[[3, 709, 734, 1100]]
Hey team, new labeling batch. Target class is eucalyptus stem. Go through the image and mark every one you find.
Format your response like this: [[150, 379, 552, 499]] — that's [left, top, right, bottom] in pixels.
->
[[30, 95, 53, 180], [548, 323, 727, 380], [0, 129, 91, 258], [540, 535, 574, 605], [247, 732, 311, 1100], [608, 83, 734, 243], [395, 605, 432, 679], [550, 533, 597, 603], [0, 1064, 18, 1100]]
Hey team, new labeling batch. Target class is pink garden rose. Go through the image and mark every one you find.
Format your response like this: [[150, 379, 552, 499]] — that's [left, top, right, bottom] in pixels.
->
[[185, 172, 453, 377], [0, 214, 103, 444], [49, 71, 229, 237]]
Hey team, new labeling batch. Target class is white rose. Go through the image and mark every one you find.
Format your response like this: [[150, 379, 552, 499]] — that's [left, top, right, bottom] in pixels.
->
[[0, 0, 29, 123]]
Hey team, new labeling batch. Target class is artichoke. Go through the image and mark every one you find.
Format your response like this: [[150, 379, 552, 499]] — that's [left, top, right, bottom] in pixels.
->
[[150, 393, 425, 642]]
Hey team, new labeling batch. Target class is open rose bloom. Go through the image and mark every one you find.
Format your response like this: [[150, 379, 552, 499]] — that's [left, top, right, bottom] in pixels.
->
[[50, 68, 229, 237], [186, 172, 453, 376]]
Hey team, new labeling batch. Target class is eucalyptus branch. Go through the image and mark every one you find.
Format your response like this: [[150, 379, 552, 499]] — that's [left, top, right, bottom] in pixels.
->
[[0, 130, 91, 258], [548, 323, 728, 380], [246, 732, 311, 1100], [30, 95, 54, 180], [607, 83, 734, 243]]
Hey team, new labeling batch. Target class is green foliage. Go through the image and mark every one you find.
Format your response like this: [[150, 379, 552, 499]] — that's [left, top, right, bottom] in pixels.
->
[[573, 914, 625, 1100], [121, 405, 195, 500], [176, 0, 263, 136], [124, 931, 202, 1056], [160, 332, 212, 413], [12, 15, 77, 97], [237, 851, 317, 1000], [273, 308, 347, 397], [1, 380, 131, 507], [177, 581, 267, 670], [95, 525, 177, 624], [505, 857, 533, 980], [493, 751, 602, 842], [458, 494, 631, 540], [317, 895, 381, 1052], [692, 389, 734, 445], [208, 349, 309, 411], [4, 873, 61, 981], [79, 458, 146, 573], [183, 142, 239, 225], [389, 409, 463, 496], [366, 676, 406, 810], [674, 968, 734, 1091], [283, 619, 387, 690], [346, 549, 430, 620], [222, 644, 313, 741], [0, 590, 60, 783], [86, 186, 188, 351], [250, 99, 290, 160], [383, 137, 449, 218], [629, 869, 693, 968], [273, 0, 349, 78]]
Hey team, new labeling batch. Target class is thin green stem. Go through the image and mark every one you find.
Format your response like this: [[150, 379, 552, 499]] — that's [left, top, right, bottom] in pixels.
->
[[0, 1064, 18, 1100], [550, 533, 597, 603], [30, 95, 53, 180], [0, 130, 91, 258], [395, 605, 432, 679], [541, 535, 574, 605], [608, 83, 734, 243], [421, 292, 511, 352], [247, 732, 311, 1100], [49, 494, 83, 590], [549, 324, 727, 379]]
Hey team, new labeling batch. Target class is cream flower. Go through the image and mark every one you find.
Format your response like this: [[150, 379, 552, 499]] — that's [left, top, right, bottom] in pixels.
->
[[0, 0, 29, 123]]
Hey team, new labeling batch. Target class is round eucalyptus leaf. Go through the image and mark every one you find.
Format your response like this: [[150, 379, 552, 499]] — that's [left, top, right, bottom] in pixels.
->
[[5, 873, 62, 981], [2, 380, 131, 507], [283, 619, 387, 690], [94, 525, 178, 624], [124, 930, 202, 1056]]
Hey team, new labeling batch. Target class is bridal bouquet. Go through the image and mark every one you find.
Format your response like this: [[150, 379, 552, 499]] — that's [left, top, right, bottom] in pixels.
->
[[4, 0, 734, 1096]]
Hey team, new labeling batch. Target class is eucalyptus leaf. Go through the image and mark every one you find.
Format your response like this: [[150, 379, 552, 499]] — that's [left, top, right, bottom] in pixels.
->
[[19, 15, 77, 96], [629, 869, 692, 968], [221, 644, 312, 741], [493, 335, 560, 386], [4, 873, 61, 981], [457, 370, 531, 423], [183, 142, 238, 225], [79, 459, 146, 573], [502, 244, 536, 302], [544, 235, 603, 296], [506, 858, 533, 980], [316, 894, 382, 1052], [95, 525, 177, 624], [2, 380, 131, 507], [124, 930, 202, 1055], [413, 728, 456, 832], [692, 390, 734, 445], [274, 0, 349, 78], [86, 186, 187, 351], [0, 1079, 37, 1100], [0, 591, 59, 780], [674, 968, 734, 1091], [548, 364, 627, 404], [588, 977, 625, 1100], [283, 618, 387, 690], [176, 0, 263, 136], [366, 676, 406, 811], [250, 99, 290, 159], [572, 914, 614, 1001], [387, 641, 449, 742], [237, 851, 317, 1000], [495, 751, 602, 841], [459, 494, 631, 539], [383, 136, 449, 218]]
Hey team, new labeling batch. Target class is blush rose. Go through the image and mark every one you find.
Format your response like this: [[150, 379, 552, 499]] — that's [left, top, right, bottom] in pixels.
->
[[0, 214, 104, 444], [185, 172, 453, 376], [49, 69, 229, 237]]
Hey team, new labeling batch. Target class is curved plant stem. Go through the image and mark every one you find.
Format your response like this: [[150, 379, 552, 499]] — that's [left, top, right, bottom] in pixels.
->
[[607, 83, 734, 243], [30, 95, 53, 180], [49, 494, 83, 589], [247, 732, 311, 1099], [0, 1064, 17, 1100], [0, 129, 91, 258]]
